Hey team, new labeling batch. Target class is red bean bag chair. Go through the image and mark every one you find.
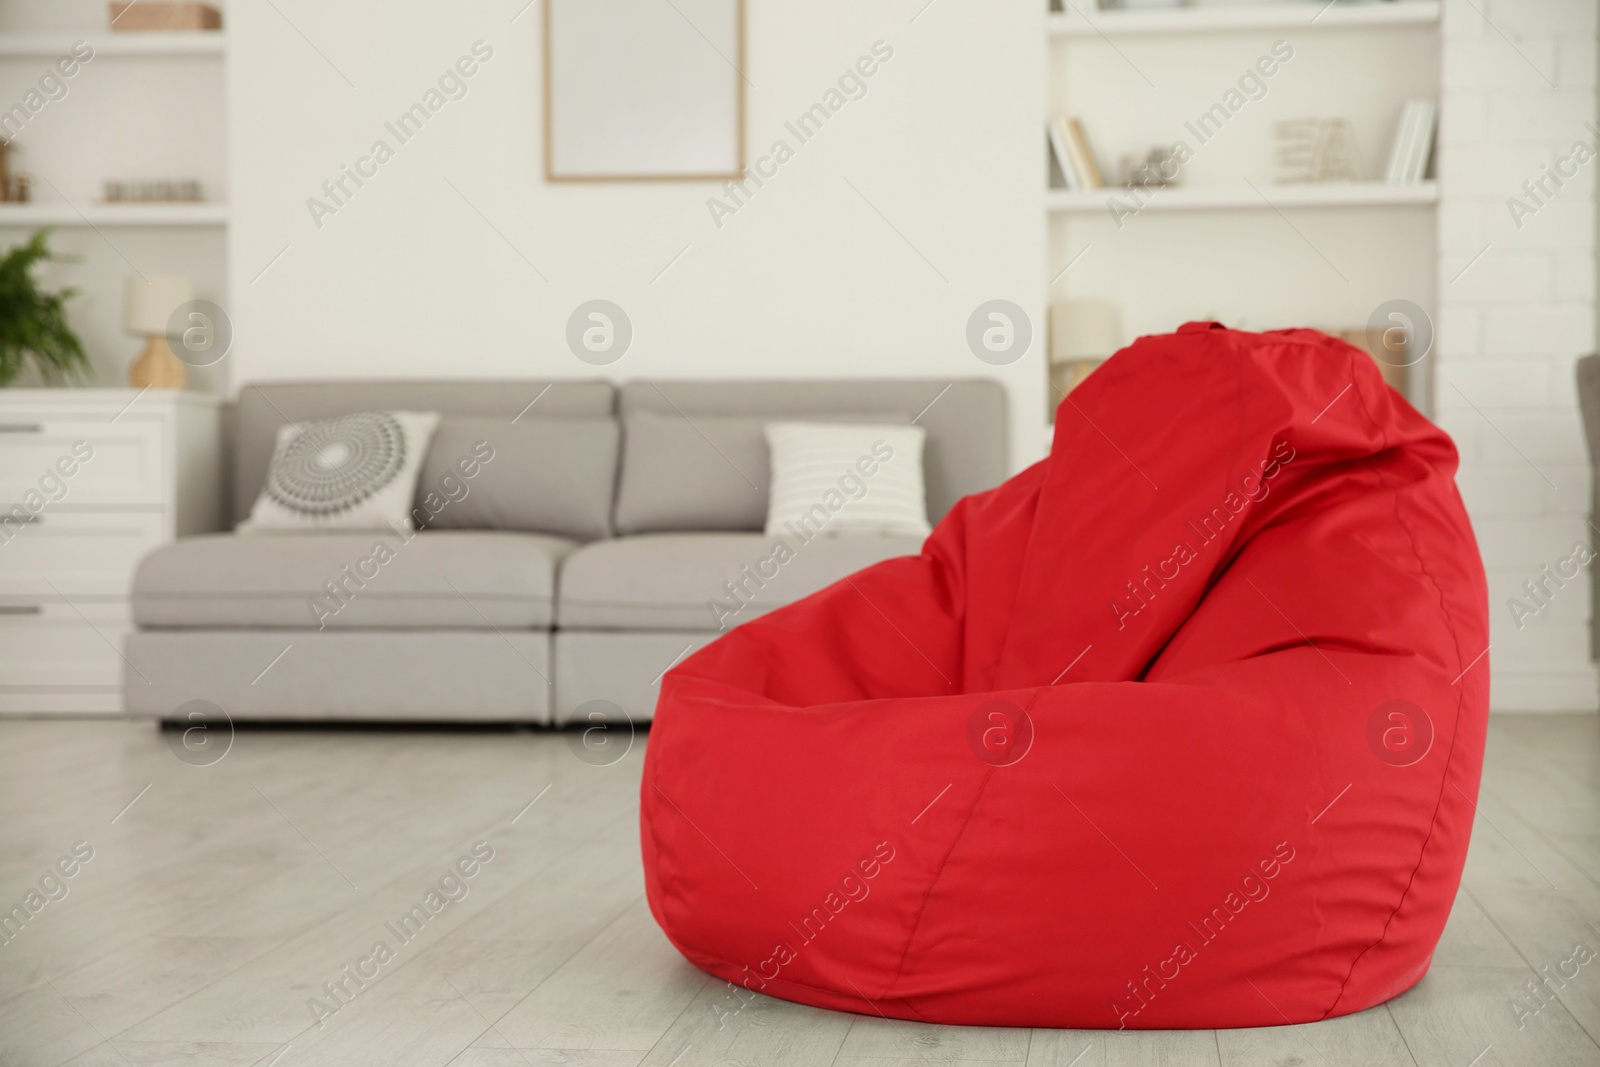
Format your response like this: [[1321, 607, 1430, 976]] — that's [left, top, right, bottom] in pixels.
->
[[640, 322, 1489, 1029]]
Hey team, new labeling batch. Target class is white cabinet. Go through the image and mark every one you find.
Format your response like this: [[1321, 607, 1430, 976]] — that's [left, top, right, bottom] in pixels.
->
[[0, 389, 223, 714]]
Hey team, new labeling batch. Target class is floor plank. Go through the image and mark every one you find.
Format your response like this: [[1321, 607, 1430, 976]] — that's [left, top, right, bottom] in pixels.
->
[[48, 934, 281, 1038], [1216, 1003, 1416, 1066], [1028, 1026, 1221, 1067], [0, 983, 102, 1067], [57, 1041, 281, 1066], [635, 978, 855, 1067], [1451, 798, 1600, 1049], [1387, 964, 1598, 1067], [483, 898, 709, 1052], [835, 1012, 1030, 1062]]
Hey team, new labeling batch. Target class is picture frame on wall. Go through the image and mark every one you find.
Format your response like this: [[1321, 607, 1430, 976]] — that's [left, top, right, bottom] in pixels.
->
[[544, 0, 746, 182]]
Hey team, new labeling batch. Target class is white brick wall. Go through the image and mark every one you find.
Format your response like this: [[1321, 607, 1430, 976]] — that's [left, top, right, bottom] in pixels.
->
[[1439, 0, 1599, 710]]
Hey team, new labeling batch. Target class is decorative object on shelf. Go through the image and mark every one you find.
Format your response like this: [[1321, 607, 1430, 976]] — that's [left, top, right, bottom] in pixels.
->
[[109, 2, 221, 31], [103, 179, 204, 203], [1048, 116, 1105, 190], [124, 273, 193, 389], [0, 230, 86, 387], [1384, 99, 1437, 184], [1117, 145, 1184, 188], [0, 141, 32, 202], [1048, 299, 1120, 416], [1274, 118, 1365, 183]]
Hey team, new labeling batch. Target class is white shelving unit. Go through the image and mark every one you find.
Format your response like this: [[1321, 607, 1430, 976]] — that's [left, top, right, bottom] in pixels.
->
[[0, 31, 225, 57], [1047, 179, 1438, 213], [1048, 1, 1438, 36], [1045, 0, 1441, 417], [0, 5, 229, 392]]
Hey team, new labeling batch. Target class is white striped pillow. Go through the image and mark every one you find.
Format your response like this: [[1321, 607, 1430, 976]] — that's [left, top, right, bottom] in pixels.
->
[[763, 422, 932, 540]]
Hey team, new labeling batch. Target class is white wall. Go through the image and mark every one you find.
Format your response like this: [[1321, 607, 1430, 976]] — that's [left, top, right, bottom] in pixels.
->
[[227, 0, 1046, 471], [1437, 0, 1598, 710]]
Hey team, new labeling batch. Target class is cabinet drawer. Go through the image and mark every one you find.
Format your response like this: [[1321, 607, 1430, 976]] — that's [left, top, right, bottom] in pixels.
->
[[0, 418, 167, 507], [0, 601, 129, 689], [0, 511, 167, 596]]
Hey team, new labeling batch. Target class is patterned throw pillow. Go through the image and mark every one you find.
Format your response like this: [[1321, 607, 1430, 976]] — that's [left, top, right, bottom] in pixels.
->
[[241, 411, 441, 531]]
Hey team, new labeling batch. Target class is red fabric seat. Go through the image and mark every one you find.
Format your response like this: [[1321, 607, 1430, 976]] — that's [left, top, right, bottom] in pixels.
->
[[640, 323, 1489, 1029]]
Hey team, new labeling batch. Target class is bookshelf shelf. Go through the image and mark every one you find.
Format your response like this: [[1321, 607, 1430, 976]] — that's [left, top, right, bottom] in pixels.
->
[[0, 202, 227, 227], [1047, 2, 1439, 37], [1046, 180, 1438, 213], [0, 32, 225, 58]]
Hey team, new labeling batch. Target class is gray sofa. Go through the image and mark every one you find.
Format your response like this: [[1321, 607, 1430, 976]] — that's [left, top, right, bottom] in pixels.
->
[[124, 379, 1007, 723]]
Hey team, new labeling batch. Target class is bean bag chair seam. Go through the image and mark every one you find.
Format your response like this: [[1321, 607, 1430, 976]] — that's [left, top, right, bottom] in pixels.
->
[[640, 680, 959, 1024], [644, 730, 940, 1023], [1318, 362, 1474, 1020], [640, 686, 699, 970], [882, 752, 1006, 1008]]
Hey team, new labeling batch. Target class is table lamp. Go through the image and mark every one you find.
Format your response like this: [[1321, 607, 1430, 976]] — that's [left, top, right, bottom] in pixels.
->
[[1049, 300, 1120, 416], [125, 274, 194, 389]]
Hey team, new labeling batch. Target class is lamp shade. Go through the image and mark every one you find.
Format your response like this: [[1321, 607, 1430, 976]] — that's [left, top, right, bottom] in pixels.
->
[[1049, 300, 1120, 364], [124, 274, 194, 335]]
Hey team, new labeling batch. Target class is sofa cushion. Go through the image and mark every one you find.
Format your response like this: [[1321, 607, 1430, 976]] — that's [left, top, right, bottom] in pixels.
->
[[416, 416, 619, 540], [233, 380, 616, 526], [613, 410, 907, 535], [133, 531, 574, 630], [619, 380, 1006, 524], [557, 532, 924, 631]]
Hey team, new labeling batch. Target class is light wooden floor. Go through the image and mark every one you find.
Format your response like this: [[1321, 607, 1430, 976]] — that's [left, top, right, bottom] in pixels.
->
[[1, 715, 1598, 1067]]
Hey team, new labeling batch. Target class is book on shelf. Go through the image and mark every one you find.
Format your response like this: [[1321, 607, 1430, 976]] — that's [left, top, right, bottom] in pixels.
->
[[1048, 119, 1079, 190], [1383, 102, 1418, 183], [1068, 119, 1105, 187], [1048, 115, 1105, 191], [1384, 100, 1437, 185]]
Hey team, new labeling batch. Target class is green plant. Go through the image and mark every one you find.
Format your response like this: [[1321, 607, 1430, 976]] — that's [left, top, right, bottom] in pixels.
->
[[0, 229, 86, 386]]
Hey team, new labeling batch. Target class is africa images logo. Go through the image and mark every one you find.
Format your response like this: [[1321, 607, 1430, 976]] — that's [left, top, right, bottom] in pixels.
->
[[1366, 700, 1433, 767]]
